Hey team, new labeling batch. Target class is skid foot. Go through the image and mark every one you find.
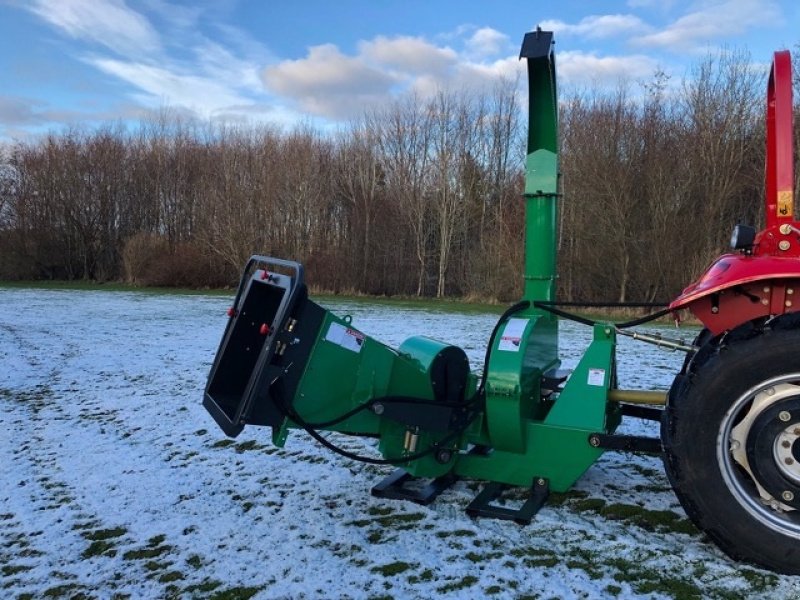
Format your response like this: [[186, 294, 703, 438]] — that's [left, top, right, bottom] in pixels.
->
[[465, 478, 549, 525], [371, 469, 456, 505]]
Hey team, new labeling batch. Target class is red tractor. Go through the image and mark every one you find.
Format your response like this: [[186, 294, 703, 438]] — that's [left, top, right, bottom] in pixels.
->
[[663, 50, 800, 573]]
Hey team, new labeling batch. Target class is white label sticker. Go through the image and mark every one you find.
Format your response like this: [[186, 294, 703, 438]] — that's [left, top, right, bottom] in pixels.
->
[[498, 318, 529, 352], [587, 368, 606, 387], [325, 322, 365, 353]]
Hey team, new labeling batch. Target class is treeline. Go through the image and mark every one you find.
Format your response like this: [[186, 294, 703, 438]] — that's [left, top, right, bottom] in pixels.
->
[[1, 48, 798, 303]]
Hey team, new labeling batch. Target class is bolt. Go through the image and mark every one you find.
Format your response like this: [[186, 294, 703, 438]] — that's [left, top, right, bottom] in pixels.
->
[[730, 440, 741, 451], [794, 428, 800, 436], [786, 458, 795, 466], [783, 491, 795, 502], [764, 286, 771, 293], [435, 449, 453, 464], [537, 478, 546, 486], [780, 240, 791, 251], [787, 301, 794, 308], [768, 387, 776, 396], [373, 403, 385, 415], [780, 411, 792, 422], [589, 435, 601, 448], [783, 440, 792, 449], [789, 289, 795, 295]]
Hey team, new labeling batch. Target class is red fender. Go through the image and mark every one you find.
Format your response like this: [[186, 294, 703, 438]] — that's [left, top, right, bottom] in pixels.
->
[[670, 255, 800, 335]]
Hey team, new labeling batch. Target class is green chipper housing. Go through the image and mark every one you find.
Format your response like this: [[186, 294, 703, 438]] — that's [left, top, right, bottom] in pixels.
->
[[205, 29, 800, 574]]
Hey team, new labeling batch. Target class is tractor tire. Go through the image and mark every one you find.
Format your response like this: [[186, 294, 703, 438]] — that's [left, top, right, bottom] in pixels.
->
[[679, 327, 714, 374], [662, 325, 800, 574]]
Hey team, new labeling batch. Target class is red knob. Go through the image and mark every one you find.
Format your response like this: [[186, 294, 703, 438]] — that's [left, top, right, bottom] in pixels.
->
[[259, 323, 270, 335]]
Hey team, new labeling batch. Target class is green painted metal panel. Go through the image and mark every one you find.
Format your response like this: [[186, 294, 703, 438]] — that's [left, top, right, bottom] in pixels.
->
[[485, 314, 559, 452], [455, 423, 604, 491], [289, 312, 386, 435], [521, 33, 559, 307], [523, 194, 557, 303], [525, 149, 558, 196], [544, 324, 616, 430]]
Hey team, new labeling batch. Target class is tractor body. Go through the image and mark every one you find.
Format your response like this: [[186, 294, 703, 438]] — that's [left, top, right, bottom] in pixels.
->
[[670, 50, 798, 335], [204, 31, 800, 573]]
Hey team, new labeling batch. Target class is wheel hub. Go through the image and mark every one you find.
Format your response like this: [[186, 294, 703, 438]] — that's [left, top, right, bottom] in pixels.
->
[[729, 383, 800, 511], [774, 427, 800, 486]]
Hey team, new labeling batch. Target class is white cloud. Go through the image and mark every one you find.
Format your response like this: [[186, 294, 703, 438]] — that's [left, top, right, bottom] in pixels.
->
[[262, 44, 397, 119], [556, 51, 659, 86], [21, 0, 289, 126], [465, 27, 510, 58], [139, 0, 202, 30], [261, 31, 529, 120], [263, 44, 396, 96], [28, 0, 161, 56], [193, 40, 263, 94], [359, 36, 457, 75], [89, 58, 254, 117], [539, 14, 651, 39], [408, 56, 523, 99], [633, 0, 783, 50]]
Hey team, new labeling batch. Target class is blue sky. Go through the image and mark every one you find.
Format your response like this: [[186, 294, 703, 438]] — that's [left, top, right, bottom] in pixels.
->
[[0, 0, 798, 140]]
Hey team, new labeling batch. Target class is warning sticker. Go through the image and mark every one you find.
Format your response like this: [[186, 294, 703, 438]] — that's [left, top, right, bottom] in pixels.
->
[[778, 190, 794, 218], [587, 368, 606, 387], [498, 318, 529, 352], [325, 322, 365, 353]]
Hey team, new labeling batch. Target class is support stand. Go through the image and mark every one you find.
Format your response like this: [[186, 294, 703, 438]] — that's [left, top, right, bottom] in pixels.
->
[[371, 469, 456, 505], [465, 478, 550, 525]]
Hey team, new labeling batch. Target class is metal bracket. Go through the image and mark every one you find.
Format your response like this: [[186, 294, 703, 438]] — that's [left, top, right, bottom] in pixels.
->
[[589, 433, 662, 454], [371, 469, 456, 505], [465, 478, 550, 525]]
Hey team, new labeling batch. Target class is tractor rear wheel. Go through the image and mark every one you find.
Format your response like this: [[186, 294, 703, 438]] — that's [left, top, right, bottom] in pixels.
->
[[662, 325, 800, 573]]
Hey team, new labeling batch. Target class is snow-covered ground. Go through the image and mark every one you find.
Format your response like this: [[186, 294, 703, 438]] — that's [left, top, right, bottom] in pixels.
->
[[1, 287, 798, 599]]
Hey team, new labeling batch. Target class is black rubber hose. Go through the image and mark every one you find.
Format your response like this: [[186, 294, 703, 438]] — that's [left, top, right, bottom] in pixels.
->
[[533, 301, 672, 329]]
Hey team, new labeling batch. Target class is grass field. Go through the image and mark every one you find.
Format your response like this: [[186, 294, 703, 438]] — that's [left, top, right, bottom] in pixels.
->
[[1, 286, 796, 599]]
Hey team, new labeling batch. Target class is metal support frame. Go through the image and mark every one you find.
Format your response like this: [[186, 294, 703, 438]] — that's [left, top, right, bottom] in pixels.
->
[[466, 478, 550, 525], [371, 470, 456, 505]]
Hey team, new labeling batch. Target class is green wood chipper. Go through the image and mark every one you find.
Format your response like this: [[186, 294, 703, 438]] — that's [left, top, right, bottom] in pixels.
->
[[204, 29, 800, 574]]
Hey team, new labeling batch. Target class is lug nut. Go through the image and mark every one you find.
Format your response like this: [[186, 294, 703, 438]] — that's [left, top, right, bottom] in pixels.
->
[[785, 458, 795, 465], [783, 440, 792, 449], [783, 491, 795, 502], [780, 411, 792, 422]]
